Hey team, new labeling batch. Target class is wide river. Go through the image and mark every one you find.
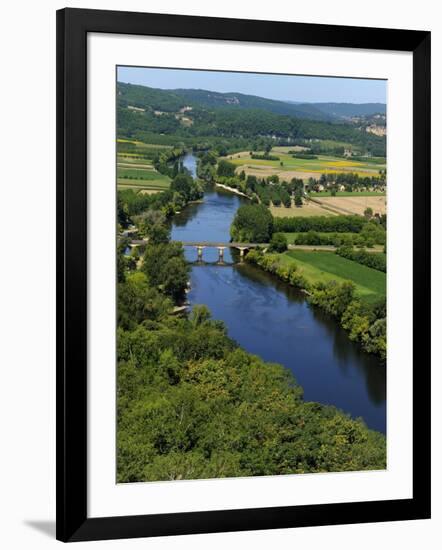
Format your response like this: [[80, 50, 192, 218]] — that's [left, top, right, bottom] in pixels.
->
[[171, 154, 386, 433]]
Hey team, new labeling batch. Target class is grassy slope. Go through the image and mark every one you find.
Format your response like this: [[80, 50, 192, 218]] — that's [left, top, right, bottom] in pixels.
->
[[282, 250, 386, 303]]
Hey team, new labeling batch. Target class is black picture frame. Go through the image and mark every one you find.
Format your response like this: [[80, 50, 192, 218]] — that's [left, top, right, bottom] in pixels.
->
[[56, 7, 431, 542]]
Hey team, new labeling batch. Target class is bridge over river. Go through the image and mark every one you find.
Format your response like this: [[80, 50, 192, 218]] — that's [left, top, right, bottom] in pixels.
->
[[128, 238, 342, 262], [130, 239, 266, 262]]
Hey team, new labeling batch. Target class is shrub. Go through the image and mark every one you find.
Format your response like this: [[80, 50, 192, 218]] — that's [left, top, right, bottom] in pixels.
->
[[269, 233, 288, 253]]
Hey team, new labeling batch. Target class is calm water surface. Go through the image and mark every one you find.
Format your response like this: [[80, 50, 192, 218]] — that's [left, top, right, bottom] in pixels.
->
[[171, 154, 386, 433]]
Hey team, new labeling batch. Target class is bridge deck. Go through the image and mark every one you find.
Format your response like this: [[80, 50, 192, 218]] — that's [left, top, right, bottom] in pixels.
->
[[129, 239, 266, 248], [177, 241, 266, 248]]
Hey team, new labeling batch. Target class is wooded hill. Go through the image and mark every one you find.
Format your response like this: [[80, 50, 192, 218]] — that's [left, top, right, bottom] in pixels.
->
[[117, 82, 386, 156]]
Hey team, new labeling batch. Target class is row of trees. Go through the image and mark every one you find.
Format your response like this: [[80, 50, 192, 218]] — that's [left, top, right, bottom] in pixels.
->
[[336, 246, 387, 273], [273, 214, 368, 233], [306, 171, 386, 193], [293, 222, 386, 248]]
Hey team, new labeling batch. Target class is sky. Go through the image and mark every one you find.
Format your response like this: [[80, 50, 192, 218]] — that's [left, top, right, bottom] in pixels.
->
[[117, 66, 386, 104]]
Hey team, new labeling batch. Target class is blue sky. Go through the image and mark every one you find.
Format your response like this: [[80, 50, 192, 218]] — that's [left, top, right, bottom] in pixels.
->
[[117, 66, 386, 104]]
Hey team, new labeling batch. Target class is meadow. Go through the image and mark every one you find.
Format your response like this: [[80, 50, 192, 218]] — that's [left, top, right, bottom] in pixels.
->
[[282, 250, 386, 303]]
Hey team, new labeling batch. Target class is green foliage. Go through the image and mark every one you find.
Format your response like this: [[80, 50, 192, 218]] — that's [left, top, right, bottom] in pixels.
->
[[269, 233, 288, 253], [117, 297, 386, 482], [118, 272, 173, 330], [170, 173, 203, 201], [251, 153, 280, 161], [309, 280, 356, 318], [230, 204, 274, 242], [294, 194, 303, 207], [290, 224, 386, 248], [142, 241, 190, 301], [217, 159, 237, 178], [274, 215, 367, 234]]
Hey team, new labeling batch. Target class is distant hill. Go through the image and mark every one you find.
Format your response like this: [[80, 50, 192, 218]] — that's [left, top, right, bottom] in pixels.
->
[[307, 102, 386, 119], [118, 82, 386, 122], [170, 89, 334, 121]]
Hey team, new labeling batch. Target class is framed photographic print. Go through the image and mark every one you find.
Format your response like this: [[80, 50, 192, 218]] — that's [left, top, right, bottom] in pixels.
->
[[56, 8, 431, 542]]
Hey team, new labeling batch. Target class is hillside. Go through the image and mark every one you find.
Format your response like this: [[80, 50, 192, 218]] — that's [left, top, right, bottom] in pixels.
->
[[170, 88, 334, 121], [117, 82, 386, 156], [302, 102, 386, 119]]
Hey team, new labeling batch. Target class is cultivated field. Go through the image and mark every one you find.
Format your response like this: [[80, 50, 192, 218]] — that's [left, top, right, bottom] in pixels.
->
[[223, 150, 386, 181], [116, 139, 171, 191], [314, 195, 387, 216], [270, 201, 336, 218], [282, 250, 386, 303]]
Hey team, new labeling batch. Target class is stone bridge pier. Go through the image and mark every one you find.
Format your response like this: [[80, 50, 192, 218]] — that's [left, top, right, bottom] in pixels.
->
[[196, 245, 206, 262], [217, 246, 226, 263], [237, 246, 249, 262]]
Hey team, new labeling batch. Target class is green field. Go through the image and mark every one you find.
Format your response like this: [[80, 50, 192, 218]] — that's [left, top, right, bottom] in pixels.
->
[[117, 155, 154, 166], [117, 167, 162, 179], [282, 250, 386, 303]]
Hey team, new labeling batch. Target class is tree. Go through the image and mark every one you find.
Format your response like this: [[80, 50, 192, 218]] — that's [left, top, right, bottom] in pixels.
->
[[190, 304, 212, 327], [142, 241, 189, 302], [162, 257, 190, 300], [149, 223, 170, 245], [364, 207, 374, 220], [118, 272, 172, 330], [294, 194, 303, 207], [170, 173, 192, 200], [269, 233, 288, 253], [217, 160, 236, 178], [230, 204, 274, 243]]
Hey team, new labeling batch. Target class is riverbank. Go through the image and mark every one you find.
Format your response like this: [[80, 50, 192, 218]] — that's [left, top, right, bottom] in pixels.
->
[[215, 182, 250, 198]]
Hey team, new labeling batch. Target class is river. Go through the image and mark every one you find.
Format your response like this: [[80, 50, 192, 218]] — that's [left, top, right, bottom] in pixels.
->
[[171, 153, 386, 433]]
